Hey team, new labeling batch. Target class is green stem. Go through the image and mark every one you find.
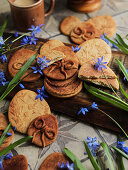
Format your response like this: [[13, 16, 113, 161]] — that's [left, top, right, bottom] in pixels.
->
[[12, 32, 30, 43]]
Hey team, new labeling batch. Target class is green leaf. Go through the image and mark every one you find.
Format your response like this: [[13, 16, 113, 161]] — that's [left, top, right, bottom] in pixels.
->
[[104, 34, 128, 54], [112, 146, 128, 160], [116, 33, 128, 49], [84, 83, 128, 112], [0, 16, 8, 36], [0, 52, 38, 101], [64, 148, 87, 170], [83, 141, 101, 170], [117, 77, 128, 99], [116, 59, 128, 82], [74, 159, 80, 170], [100, 142, 115, 170], [0, 136, 33, 157], [0, 123, 11, 147]]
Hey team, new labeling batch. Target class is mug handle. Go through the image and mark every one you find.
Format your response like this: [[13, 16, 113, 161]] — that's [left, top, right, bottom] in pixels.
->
[[45, 0, 55, 17]]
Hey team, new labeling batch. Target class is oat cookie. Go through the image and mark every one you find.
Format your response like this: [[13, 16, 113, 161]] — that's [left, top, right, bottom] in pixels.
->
[[76, 39, 111, 65], [8, 48, 40, 82], [60, 16, 82, 36], [8, 90, 51, 134]]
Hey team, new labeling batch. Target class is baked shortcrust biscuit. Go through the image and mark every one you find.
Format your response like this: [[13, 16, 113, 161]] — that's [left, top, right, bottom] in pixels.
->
[[60, 16, 82, 36], [8, 90, 51, 134], [39, 153, 71, 170], [76, 39, 111, 65], [0, 113, 14, 152], [28, 114, 58, 147], [8, 48, 40, 82]]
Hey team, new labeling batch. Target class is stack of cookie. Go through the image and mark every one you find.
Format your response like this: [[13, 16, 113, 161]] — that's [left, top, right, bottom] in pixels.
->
[[60, 15, 116, 44], [39, 41, 82, 98]]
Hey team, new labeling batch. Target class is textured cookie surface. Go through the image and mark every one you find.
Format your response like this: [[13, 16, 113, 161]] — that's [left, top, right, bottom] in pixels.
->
[[39, 153, 70, 170], [0, 113, 14, 152], [8, 48, 40, 82], [8, 90, 51, 134], [3, 155, 28, 170], [28, 114, 58, 147], [87, 15, 116, 37], [60, 16, 82, 36], [76, 39, 111, 65]]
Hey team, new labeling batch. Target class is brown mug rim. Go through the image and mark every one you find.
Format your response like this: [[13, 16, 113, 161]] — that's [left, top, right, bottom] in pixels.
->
[[7, 0, 43, 9]]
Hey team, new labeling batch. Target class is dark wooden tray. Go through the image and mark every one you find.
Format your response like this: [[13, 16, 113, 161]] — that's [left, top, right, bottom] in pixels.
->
[[1, 33, 128, 134]]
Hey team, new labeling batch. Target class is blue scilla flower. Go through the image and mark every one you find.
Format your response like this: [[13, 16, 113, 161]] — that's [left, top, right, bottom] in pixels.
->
[[116, 141, 128, 155], [0, 156, 4, 170], [28, 24, 44, 36], [21, 36, 29, 45], [58, 161, 74, 170], [37, 56, 50, 70], [6, 132, 12, 136], [28, 36, 38, 45], [0, 54, 7, 63], [35, 86, 48, 101], [72, 45, 81, 52], [124, 69, 128, 81], [14, 32, 18, 38], [19, 83, 25, 89], [0, 36, 4, 46], [4, 153, 13, 160], [78, 107, 88, 115], [91, 102, 98, 109], [100, 33, 111, 46], [31, 65, 43, 75], [0, 70, 9, 87], [93, 56, 107, 71]]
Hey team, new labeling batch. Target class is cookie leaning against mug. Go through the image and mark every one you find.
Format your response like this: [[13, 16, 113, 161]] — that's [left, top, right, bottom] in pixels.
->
[[8, 90, 51, 134], [8, 48, 40, 82]]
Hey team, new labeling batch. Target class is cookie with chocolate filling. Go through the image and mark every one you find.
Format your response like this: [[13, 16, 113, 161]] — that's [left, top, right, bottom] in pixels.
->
[[70, 22, 97, 44], [0, 113, 14, 152], [8, 48, 40, 82], [43, 46, 79, 80], [60, 16, 82, 36], [28, 114, 58, 147], [2, 155, 28, 170], [39, 153, 71, 170], [44, 73, 82, 98], [8, 90, 51, 134]]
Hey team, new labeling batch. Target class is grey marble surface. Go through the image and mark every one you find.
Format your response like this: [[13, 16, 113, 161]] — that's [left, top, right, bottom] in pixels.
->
[[0, 0, 128, 169]]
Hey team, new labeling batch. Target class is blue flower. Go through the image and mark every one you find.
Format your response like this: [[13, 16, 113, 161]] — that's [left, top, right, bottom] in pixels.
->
[[72, 45, 81, 52], [21, 36, 29, 45], [93, 56, 107, 71], [91, 102, 98, 109], [58, 161, 74, 170], [37, 56, 50, 70], [14, 32, 18, 38], [101, 33, 118, 48], [0, 156, 4, 170], [31, 65, 43, 75], [12, 126, 16, 132], [28, 36, 38, 45], [0, 36, 4, 46], [19, 83, 25, 89], [116, 141, 128, 155], [0, 70, 9, 86], [28, 24, 44, 36], [78, 107, 88, 115], [4, 153, 13, 160], [6, 132, 12, 136], [85, 136, 100, 157], [0, 54, 7, 63], [35, 86, 48, 101], [124, 69, 128, 81]]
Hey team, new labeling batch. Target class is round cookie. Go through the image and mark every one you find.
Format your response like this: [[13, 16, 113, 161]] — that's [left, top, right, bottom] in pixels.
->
[[39, 153, 71, 170], [0, 113, 14, 152], [44, 75, 82, 98], [8, 90, 51, 134], [43, 46, 79, 80], [3, 155, 28, 170], [8, 48, 40, 82], [60, 16, 82, 36], [28, 114, 58, 147], [76, 38, 112, 65], [40, 40, 65, 61], [87, 15, 116, 37], [70, 22, 97, 44]]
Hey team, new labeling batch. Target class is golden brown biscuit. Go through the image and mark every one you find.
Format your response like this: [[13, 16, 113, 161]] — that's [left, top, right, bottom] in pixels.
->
[[8, 90, 51, 134], [86, 15, 116, 37], [8, 48, 40, 82], [78, 62, 117, 79], [28, 114, 58, 147], [0, 113, 14, 152], [39, 153, 71, 170], [76, 39, 111, 65], [40, 40, 65, 61], [60, 16, 82, 36], [3, 155, 28, 170]]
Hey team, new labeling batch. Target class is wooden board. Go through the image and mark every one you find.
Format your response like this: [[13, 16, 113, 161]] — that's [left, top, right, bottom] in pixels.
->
[[1, 33, 128, 134]]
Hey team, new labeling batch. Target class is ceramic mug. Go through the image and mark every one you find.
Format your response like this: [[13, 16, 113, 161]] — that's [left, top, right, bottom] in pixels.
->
[[8, 0, 55, 32]]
